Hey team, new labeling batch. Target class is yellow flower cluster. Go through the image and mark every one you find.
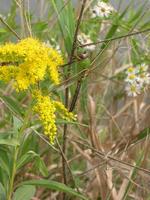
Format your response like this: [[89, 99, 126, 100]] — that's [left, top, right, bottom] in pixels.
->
[[0, 38, 63, 90], [0, 65, 18, 82], [0, 38, 75, 144], [54, 101, 76, 121], [33, 91, 76, 144], [33, 91, 57, 144]]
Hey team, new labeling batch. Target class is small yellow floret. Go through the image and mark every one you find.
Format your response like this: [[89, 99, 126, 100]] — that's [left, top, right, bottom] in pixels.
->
[[127, 67, 134, 73], [0, 65, 18, 82], [128, 74, 136, 80]]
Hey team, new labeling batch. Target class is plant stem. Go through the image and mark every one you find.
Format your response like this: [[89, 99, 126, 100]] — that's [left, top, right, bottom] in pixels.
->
[[62, 0, 87, 188], [7, 147, 19, 200], [0, 16, 21, 40], [79, 28, 150, 48], [61, 2, 87, 199]]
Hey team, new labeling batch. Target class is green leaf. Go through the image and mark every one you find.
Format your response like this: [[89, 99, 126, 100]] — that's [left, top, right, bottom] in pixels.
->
[[35, 157, 49, 177], [0, 183, 6, 200], [13, 185, 36, 200], [32, 21, 48, 33], [21, 179, 88, 200], [140, 21, 150, 30], [17, 151, 48, 177], [122, 151, 145, 200], [0, 148, 10, 187], [101, 4, 130, 50], [52, 0, 75, 54], [128, 3, 146, 24], [0, 95, 23, 117], [0, 156, 10, 177], [0, 28, 7, 33], [0, 139, 19, 146], [16, 151, 38, 170], [13, 116, 23, 133]]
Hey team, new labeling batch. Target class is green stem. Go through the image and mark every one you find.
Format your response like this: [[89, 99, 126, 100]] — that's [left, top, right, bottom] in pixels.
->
[[7, 147, 19, 200]]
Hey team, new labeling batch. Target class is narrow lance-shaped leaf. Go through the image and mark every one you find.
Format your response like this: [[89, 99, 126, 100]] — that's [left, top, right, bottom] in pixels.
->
[[20, 179, 88, 200]]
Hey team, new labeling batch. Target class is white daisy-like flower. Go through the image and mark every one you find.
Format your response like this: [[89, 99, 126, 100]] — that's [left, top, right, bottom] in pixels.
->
[[97, 1, 114, 12], [91, 1, 114, 18], [138, 63, 149, 73], [139, 73, 150, 85], [91, 5, 100, 18], [77, 33, 96, 52], [126, 66, 136, 75], [125, 83, 141, 97], [125, 64, 150, 97], [125, 73, 138, 84]]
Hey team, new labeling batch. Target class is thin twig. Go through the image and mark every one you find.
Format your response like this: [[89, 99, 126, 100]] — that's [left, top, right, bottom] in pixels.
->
[[62, 0, 87, 193], [0, 17, 21, 40], [79, 28, 150, 48], [61, 28, 150, 68], [56, 138, 80, 193], [30, 127, 59, 153], [77, 161, 107, 177], [70, 139, 150, 176], [69, 72, 85, 112]]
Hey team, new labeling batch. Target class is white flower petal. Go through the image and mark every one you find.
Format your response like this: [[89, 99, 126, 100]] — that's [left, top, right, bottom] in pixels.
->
[[91, 1, 114, 18], [78, 33, 95, 52]]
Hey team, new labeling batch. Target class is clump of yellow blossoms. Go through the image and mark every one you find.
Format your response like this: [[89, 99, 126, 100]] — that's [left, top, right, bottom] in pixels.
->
[[0, 37, 63, 90], [33, 91, 57, 144], [33, 91, 76, 144], [0, 38, 75, 144], [54, 101, 76, 121]]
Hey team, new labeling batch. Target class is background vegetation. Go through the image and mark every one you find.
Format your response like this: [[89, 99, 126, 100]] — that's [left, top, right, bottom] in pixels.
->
[[0, 0, 150, 199]]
